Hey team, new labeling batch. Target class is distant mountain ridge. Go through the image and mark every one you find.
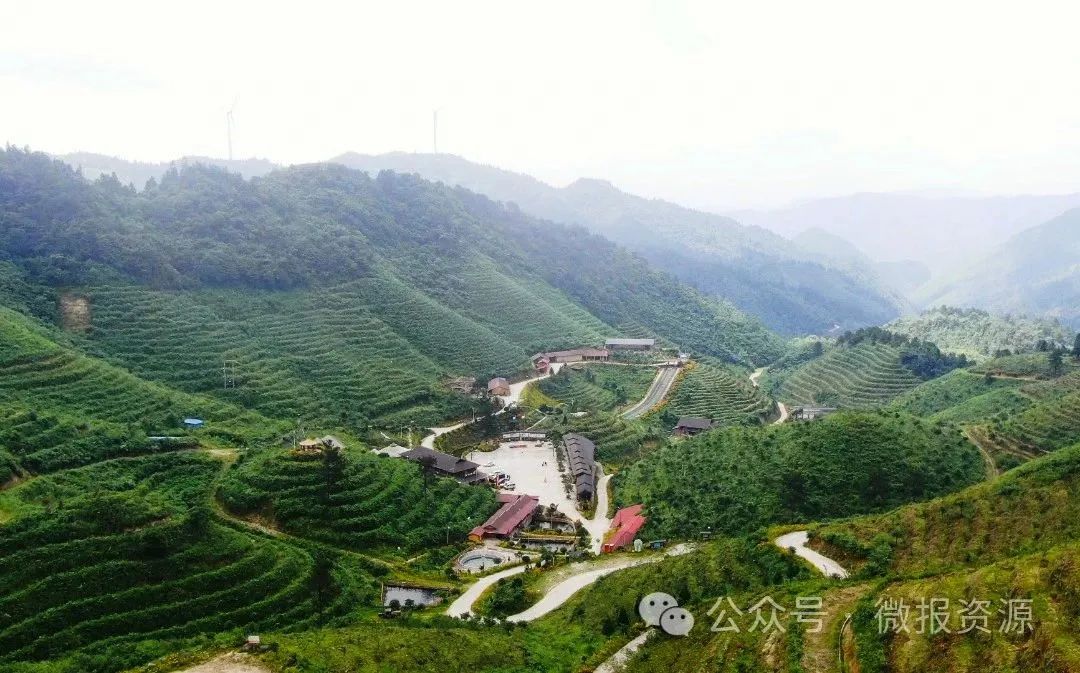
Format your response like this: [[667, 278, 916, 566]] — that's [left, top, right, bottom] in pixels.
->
[[330, 152, 907, 335], [731, 190, 1080, 271], [916, 209, 1080, 329]]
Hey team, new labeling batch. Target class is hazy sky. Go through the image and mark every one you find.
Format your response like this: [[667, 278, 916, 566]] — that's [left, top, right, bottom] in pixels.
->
[[4, 0, 1080, 209]]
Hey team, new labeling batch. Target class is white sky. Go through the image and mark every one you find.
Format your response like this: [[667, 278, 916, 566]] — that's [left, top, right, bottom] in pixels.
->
[[3, 0, 1080, 209]]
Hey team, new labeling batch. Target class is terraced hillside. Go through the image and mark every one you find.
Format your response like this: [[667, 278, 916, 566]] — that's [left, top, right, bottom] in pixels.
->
[[813, 441, 1080, 578], [536, 364, 657, 413], [0, 306, 272, 444], [971, 372, 1080, 465], [0, 403, 162, 478], [0, 453, 376, 669], [777, 341, 922, 408], [557, 411, 658, 466], [76, 280, 513, 429], [665, 360, 775, 426], [218, 447, 496, 556]]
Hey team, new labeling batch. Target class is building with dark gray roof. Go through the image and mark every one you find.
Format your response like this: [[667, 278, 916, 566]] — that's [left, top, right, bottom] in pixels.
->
[[562, 433, 596, 503]]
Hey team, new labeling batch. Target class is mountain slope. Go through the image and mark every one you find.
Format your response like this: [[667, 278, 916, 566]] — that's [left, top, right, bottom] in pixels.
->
[[330, 152, 905, 335], [733, 190, 1080, 271], [917, 209, 1080, 328], [1, 148, 781, 433]]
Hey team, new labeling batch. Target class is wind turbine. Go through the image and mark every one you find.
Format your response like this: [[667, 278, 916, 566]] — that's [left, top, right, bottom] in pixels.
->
[[225, 100, 237, 161], [432, 108, 440, 154]]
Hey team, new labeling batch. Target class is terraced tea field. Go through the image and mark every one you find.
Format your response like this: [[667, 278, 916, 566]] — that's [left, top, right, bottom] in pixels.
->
[[219, 448, 497, 555], [0, 307, 267, 439], [537, 364, 657, 413], [665, 361, 774, 426], [0, 453, 375, 667], [557, 412, 656, 466], [973, 373, 1080, 464], [777, 342, 922, 408]]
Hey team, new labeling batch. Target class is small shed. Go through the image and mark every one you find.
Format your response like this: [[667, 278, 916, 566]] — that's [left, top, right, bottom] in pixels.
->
[[674, 417, 715, 437], [182, 418, 205, 429], [487, 377, 511, 396]]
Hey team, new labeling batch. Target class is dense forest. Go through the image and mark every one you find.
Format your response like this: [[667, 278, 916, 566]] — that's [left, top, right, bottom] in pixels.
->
[[613, 410, 984, 539]]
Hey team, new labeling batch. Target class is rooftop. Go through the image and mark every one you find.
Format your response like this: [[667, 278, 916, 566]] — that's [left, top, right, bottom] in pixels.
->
[[469, 493, 540, 538], [605, 504, 647, 550], [675, 416, 714, 430], [400, 447, 479, 475], [605, 338, 656, 347]]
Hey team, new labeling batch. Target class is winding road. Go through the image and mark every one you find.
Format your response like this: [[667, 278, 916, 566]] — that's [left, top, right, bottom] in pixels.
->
[[774, 531, 849, 579], [447, 544, 693, 620], [622, 365, 679, 419]]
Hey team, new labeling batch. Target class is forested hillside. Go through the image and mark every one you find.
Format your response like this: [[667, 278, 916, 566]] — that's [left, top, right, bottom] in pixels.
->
[[613, 410, 983, 539], [889, 305, 1072, 359], [331, 152, 904, 335], [0, 148, 781, 431]]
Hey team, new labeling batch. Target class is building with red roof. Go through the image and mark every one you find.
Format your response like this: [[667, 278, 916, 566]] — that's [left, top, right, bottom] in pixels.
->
[[468, 493, 540, 542], [602, 504, 646, 553]]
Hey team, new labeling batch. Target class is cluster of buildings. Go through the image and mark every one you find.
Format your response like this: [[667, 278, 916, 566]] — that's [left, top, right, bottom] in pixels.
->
[[530, 337, 657, 373]]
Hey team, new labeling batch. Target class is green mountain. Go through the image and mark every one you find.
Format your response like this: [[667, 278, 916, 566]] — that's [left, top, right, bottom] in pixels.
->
[[330, 152, 906, 335], [1, 148, 780, 433], [917, 209, 1080, 328]]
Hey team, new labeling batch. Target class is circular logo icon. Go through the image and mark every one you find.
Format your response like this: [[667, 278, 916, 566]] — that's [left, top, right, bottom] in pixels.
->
[[659, 606, 695, 636], [638, 592, 678, 627]]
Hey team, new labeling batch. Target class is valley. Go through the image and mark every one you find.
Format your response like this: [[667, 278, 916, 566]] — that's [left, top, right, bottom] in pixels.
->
[[1, 147, 1080, 673]]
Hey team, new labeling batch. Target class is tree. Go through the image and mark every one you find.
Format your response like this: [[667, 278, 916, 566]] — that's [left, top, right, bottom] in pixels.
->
[[417, 454, 438, 492], [1073, 334, 1080, 360], [1049, 349, 1065, 377]]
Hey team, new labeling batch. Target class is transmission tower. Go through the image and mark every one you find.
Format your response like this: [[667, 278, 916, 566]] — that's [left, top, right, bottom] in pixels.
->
[[223, 359, 238, 390]]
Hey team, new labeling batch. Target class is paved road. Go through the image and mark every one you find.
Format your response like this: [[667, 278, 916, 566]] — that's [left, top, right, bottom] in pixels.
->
[[445, 563, 529, 618], [506, 544, 694, 622], [749, 367, 765, 388], [622, 365, 679, 419], [595, 630, 656, 673], [774, 531, 848, 579], [448, 544, 694, 621]]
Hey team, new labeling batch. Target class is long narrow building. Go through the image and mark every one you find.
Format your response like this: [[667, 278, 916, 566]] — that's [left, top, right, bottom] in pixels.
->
[[563, 433, 597, 503]]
